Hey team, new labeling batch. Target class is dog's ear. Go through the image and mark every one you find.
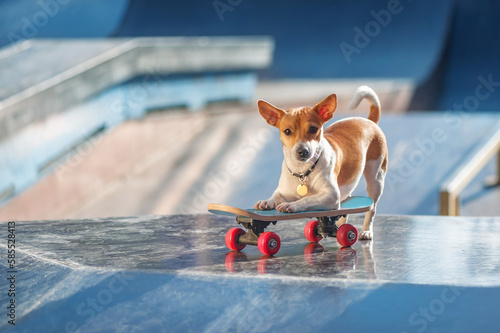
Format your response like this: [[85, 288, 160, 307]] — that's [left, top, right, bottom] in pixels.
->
[[258, 100, 285, 127], [313, 94, 337, 122]]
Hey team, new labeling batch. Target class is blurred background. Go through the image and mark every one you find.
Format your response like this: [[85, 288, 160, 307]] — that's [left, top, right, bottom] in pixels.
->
[[0, 0, 499, 221]]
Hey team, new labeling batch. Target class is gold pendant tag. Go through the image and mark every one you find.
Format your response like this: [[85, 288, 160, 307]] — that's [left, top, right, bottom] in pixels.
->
[[297, 184, 308, 196]]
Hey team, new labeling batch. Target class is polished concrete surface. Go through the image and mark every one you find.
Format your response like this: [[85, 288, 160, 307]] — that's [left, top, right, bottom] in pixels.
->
[[1, 214, 499, 332]]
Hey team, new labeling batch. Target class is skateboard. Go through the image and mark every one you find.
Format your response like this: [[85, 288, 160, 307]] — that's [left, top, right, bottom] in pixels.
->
[[208, 196, 374, 256]]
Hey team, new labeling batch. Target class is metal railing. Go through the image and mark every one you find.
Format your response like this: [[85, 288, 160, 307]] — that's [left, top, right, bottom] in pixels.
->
[[440, 123, 500, 215]]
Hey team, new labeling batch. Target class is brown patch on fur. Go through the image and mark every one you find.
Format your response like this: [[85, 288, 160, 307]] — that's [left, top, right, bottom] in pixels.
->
[[368, 104, 380, 124], [324, 117, 387, 186]]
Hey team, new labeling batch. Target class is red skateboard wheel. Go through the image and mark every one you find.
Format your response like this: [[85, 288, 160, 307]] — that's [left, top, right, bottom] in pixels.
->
[[336, 224, 358, 247], [304, 220, 323, 243], [225, 227, 246, 251], [257, 232, 281, 256]]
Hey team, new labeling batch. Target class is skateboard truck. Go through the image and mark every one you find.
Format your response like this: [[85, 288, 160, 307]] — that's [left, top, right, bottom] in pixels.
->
[[316, 215, 346, 238], [236, 216, 276, 246]]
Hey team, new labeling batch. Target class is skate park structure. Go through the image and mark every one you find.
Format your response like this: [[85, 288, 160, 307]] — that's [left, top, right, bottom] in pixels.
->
[[1, 0, 500, 331]]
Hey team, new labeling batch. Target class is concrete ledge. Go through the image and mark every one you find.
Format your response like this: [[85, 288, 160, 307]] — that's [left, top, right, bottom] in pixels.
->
[[0, 36, 274, 142]]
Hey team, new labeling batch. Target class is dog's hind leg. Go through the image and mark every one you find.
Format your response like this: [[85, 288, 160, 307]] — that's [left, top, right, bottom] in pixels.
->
[[361, 156, 386, 240]]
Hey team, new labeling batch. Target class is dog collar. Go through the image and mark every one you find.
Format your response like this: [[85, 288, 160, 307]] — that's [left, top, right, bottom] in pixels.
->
[[285, 150, 322, 197], [286, 149, 322, 178]]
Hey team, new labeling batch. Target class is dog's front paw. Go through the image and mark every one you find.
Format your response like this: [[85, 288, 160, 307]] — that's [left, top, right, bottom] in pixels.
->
[[276, 202, 300, 213], [254, 200, 277, 210], [359, 230, 373, 240]]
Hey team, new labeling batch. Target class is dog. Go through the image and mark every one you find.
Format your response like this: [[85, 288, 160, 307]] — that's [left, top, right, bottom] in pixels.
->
[[254, 86, 388, 240]]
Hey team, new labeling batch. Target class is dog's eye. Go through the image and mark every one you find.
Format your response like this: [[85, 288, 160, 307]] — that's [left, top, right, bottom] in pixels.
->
[[284, 129, 291, 136], [309, 126, 318, 134]]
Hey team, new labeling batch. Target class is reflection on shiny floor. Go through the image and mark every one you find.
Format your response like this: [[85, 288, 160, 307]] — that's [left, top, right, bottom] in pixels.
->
[[223, 244, 361, 276], [1, 214, 500, 332]]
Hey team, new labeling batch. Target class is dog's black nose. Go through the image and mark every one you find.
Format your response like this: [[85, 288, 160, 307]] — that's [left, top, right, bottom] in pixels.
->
[[297, 147, 310, 159]]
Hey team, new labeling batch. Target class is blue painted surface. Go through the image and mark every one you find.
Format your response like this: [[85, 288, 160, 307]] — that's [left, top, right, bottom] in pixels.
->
[[112, 0, 500, 110], [0, 0, 130, 49], [436, 0, 500, 111], [2, 1, 498, 110], [115, 0, 453, 81], [123, 72, 257, 117], [341, 196, 373, 209], [0, 0, 500, 111], [0, 0, 453, 82], [12, 273, 500, 333]]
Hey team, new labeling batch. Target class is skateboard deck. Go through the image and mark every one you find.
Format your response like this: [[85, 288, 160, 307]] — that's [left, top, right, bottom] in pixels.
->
[[208, 196, 374, 222]]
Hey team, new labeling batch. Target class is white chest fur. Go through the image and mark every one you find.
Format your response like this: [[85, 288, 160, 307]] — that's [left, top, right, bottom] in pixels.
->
[[278, 139, 338, 202]]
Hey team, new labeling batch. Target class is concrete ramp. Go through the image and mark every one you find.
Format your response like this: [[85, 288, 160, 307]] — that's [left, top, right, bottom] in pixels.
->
[[436, 0, 500, 111], [0, 0, 130, 48], [5, 0, 497, 112], [112, 0, 455, 80]]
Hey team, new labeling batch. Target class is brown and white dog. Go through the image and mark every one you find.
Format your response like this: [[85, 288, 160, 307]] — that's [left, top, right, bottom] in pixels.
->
[[254, 86, 388, 240]]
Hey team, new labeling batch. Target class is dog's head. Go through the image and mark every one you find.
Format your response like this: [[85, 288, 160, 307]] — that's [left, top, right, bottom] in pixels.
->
[[258, 94, 337, 163]]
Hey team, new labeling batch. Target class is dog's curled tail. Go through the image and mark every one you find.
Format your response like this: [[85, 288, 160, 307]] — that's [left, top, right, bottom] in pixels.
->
[[348, 85, 381, 124]]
